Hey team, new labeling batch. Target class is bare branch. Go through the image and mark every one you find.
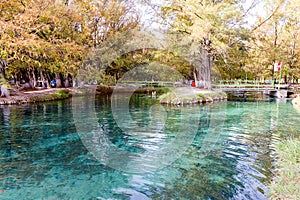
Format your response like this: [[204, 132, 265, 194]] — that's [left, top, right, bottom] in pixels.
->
[[251, 0, 284, 32]]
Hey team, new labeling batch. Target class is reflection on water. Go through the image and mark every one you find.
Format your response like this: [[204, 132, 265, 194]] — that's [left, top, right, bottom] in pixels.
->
[[0, 96, 299, 199]]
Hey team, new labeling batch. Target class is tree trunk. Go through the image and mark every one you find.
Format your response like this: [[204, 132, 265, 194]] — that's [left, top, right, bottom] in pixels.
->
[[64, 74, 70, 87], [272, 20, 278, 82], [72, 75, 77, 87], [198, 46, 211, 89], [40, 69, 45, 82], [55, 73, 62, 87], [32, 69, 37, 87], [198, 48, 205, 88], [26, 70, 33, 88], [0, 59, 8, 79], [1, 84, 9, 97], [204, 49, 211, 89]]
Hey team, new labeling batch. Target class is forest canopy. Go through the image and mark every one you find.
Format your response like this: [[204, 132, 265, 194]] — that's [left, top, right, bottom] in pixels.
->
[[1, 0, 300, 89], [0, 0, 139, 87]]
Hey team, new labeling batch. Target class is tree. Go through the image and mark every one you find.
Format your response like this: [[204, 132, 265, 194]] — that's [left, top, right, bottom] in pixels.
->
[[245, 0, 300, 83], [0, 0, 92, 86], [161, 0, 247, 88], [88, 0, 139, 47], [0, 0, 140, 88], [277, 0, 300, 82]]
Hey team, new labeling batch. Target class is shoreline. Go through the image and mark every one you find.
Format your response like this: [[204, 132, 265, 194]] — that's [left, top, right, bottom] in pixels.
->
[[0, 86, 227, 105], [0, 88, 74, 105]]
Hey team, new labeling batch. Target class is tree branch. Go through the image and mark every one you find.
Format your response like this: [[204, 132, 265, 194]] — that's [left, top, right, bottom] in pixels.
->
[[251, 0, 284, 32]]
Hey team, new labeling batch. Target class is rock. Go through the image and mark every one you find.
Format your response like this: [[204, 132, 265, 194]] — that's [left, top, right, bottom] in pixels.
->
[[292, 97, 300, 110], [0, 84, 9, 97]]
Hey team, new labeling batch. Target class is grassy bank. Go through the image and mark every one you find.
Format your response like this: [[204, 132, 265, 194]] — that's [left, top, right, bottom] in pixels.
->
[[28, 89, 70, 103], [269, 137, 300, 199], [0, 89, 73, 105]]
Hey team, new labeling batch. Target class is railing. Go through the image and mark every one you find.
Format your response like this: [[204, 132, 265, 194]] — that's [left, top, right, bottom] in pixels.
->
[[115, 80, 290, 90], [116, 81, 182, 88], [216, 80, 273, 90], [119, 80, 273, 89]]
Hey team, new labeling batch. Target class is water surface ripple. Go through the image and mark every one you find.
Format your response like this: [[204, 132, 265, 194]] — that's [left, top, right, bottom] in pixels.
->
[[0, 97, 299, 199]]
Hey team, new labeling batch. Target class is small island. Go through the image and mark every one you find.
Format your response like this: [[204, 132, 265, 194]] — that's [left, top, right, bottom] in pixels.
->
[[159, 87, 227, 105]]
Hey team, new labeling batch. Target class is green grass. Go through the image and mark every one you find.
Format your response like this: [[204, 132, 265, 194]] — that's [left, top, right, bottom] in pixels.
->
[[269, 137, 300, 200], [51, 90, 69, 99], [29, 90, 70, 103]]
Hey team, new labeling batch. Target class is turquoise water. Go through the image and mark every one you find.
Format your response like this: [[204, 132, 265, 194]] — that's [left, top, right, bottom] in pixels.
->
[[0, 96, 300, 199]]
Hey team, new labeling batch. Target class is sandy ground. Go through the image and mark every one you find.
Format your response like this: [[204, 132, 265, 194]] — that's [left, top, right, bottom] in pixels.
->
[[23, 88, 63, 94]]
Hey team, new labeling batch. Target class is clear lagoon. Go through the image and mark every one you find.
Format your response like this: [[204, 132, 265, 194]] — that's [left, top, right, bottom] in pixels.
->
[[1, 95, 299, 199]]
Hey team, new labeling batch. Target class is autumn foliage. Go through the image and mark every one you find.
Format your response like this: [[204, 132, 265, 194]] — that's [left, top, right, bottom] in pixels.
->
[[0, 0, 138, 87]]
